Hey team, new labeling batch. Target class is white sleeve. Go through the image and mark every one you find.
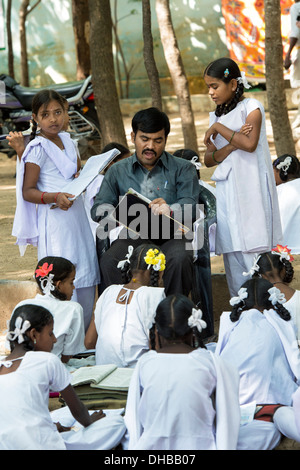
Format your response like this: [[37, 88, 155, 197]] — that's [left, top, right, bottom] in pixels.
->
[[62, 303, 85, 356], [24, 143, 47, 167], [47, 353, 71, 392], [290, 4, 300, 39]]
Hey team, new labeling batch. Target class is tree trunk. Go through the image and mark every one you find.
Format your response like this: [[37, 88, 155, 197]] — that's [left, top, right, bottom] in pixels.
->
[[264, 0, 295, 155], [88, 0, 127, 147], [142, 0, 162, 110], [6, 0, 14, 78], [19, 0, 30, 86], [155, 0, 198, 152], [71, 0, 91, 80]]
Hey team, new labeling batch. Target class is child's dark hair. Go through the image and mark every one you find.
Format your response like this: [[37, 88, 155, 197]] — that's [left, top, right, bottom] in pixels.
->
[[120, 244, 164, 287], [253, 252, 294, 284], [273, 154, 300, 182], [35, 256, 75, 300], [173, 148, 201, 177], [204, 57, 244, 117], [30, 89, 67, 141], [230, 278, 291, 323], [101, 142, 130, 161], [8, 304, 53, 352], [132, 107, 170, 138], [149, 294, 206, 350]]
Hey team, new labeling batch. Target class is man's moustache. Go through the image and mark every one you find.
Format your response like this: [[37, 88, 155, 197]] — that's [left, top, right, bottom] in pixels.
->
[[142, 149, 157, 156]]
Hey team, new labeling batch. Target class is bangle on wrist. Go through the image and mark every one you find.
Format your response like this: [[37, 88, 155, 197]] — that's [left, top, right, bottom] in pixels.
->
[[54, 192, 61, 204], [229, 131, 236, 144], [212, 150, 220, 165], [41, 191, 47, 204]]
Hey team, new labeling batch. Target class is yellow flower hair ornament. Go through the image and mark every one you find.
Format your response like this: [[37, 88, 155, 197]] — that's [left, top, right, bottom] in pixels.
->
[[144, 248, 166, 272]]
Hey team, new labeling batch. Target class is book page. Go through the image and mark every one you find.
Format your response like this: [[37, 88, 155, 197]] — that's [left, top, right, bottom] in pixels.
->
[[90, 367, 134, 391], [58, 148, 120, 201], [70, 364, 117, 387]]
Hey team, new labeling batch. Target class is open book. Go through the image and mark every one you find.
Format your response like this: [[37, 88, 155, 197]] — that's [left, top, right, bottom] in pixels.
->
[[52, 148, 120, 205], [112, 187, 190, 242], [70, 364, 134, 391]]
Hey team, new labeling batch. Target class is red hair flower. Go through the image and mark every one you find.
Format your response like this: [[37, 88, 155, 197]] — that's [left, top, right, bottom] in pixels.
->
[[35, 262, 53, 278], [272, 245, 294, 262]]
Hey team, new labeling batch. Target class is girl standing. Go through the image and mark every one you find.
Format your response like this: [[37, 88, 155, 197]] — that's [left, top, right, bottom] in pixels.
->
[[12, 90, 99, 328], [123, 294, 241, 450], [85, 244, 166, 368], [12, 256, 85, 363], [216, 278, 300, 449], [203, 57, 282, 296], [0, 304, 125, 450]]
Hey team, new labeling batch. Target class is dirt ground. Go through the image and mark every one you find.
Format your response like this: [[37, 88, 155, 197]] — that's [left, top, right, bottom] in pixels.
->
[[1, 110, 300, 449]]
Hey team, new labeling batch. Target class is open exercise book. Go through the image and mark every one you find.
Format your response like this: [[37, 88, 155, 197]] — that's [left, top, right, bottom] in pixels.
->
[[52, 148, 120, 206], [70, 364, 134, 391], [112, 187, 190, 242]]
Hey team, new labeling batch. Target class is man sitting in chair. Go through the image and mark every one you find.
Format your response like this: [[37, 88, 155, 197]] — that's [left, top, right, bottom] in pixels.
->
[[91, 107, 200, 296]]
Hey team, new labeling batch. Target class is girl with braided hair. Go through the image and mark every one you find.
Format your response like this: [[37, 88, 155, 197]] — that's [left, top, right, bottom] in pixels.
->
[[12, 89, 100, 330], [249, 246, 300, 343], [215, 277, 300, 449], [203, 57, 282, 297], [122, 293, 241, 450], [85, 244, 166, 368]]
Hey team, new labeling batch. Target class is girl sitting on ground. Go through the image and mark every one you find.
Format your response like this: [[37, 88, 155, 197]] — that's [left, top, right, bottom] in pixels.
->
[[216, 277, 300, 450], [12, 256, 85, 363], [123, 293, 241, 450], [84, 244, 166, 368], [0, 304, 125, 450]]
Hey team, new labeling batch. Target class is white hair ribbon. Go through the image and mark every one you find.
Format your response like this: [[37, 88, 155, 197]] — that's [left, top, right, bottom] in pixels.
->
[[275, 156, 292, 174], [229, 287, 248, 306], [242, 255, 261, 277], [40, 273, 55, 295], [268, 287, 286, 306], [117, 245, 134, 269], [6, 316, 31, 344], [188, 308, 207, 333], [237, 71, 251, 89], [190, 156, 202, 170]]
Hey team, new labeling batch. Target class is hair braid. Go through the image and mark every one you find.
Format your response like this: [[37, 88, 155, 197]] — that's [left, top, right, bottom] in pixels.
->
[[29, 119, 38, 141]]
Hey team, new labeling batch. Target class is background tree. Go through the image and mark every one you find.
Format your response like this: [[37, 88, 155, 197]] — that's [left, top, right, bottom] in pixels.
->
[[19, 0, 41, 86], [142, 0, 162, 109], [264, 0, 295, 155], [71, 0, 91, 80], [155, 0, 198, 152], [88, 0, 127, 147], [6, 0, 14, 78]]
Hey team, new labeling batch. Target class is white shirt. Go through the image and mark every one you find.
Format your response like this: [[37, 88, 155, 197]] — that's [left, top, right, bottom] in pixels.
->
[[94, 285, 165, 368], [12, 294, 85, 358], [0, 351, 70, 450], [277, 179, 300, 254]]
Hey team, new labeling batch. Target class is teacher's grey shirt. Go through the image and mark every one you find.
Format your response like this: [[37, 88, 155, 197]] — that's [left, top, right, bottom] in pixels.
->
[[91, 151, 200, 223]]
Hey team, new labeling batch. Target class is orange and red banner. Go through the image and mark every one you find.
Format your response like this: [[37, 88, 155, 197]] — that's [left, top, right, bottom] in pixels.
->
[[221, 0, 293, 81]]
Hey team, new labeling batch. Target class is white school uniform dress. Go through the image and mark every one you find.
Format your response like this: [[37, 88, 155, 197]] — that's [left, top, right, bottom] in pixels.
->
[[288, 2, 300, 89], [94, 285, 165, 368], [276, 179, 300, 254], [122, 348, 241, 450], [216, 308, 300, 450], [209, 98, 282, 295], [284, 290, 300, 345], [12, 293, 85, 358], [12, 133, 100, 326], [0, 351, 125, 450]]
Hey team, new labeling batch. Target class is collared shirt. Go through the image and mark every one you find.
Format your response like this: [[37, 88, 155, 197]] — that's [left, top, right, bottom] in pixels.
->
[[91, 151, 200, 222]]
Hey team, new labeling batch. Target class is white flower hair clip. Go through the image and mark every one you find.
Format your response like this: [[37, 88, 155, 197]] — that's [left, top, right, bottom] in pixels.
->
[[275, 156, 292, 174], [188, 308, 207, 333], [190, 155, 202, 171], [6, 316, 31, 344], [243, 255, 261, 277], [117, 245, 134, 270], [268, 286, 286, 306], [237, 71, 251, 89], [229, 287, 248, 306]]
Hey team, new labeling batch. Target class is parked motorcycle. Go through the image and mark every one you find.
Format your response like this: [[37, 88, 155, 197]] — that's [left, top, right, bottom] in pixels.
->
[[0, 74, 101, 159]]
